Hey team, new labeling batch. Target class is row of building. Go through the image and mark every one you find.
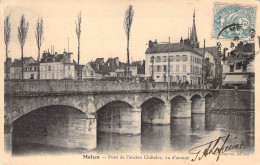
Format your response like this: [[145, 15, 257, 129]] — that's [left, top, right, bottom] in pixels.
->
[[4, 51, 145, 81], [144, 11, 254, 86], [5, 11, 255, 87]]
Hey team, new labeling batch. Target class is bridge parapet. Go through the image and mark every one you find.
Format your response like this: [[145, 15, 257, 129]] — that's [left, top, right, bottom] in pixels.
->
[[5, 80, 209, 95]]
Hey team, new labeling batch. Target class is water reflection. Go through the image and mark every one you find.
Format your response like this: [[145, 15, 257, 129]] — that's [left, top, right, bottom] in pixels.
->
[[96, 113, 254, 153], [12, 113, 254, 155]]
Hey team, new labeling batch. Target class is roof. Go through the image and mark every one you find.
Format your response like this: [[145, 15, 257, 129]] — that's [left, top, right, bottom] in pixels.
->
[[90, 63, 110, 75], [196, 46, 221, 62], [11, 60, 23, 67], [95, 58, 104, 64], [226, 43, 255, 63], [137, 61, 145, 74], [40, 53, 65, 63], [28, 63, 39, 66], [105, 58, 117, 72], [145, 43, 202, 56]]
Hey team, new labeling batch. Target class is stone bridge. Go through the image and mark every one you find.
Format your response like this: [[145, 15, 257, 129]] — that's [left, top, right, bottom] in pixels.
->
[[4, 80, 213, 153]]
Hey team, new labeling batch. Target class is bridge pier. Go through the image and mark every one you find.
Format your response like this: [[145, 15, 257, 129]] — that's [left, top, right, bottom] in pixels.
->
[[191, 98, 205, 114], [97, 103, 141, 135], [171, 99, 191, 118], [4, 124, 12, 155], [142, 102, 170, 125]]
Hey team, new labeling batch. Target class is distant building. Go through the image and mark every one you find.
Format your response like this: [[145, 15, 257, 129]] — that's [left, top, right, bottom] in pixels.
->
[[222, 42, 255, 86], [105, 57, 127, 77], [40, 51, 76, 80], [82, 63, 95, 79], [145, 41, 203, 84], [24, 62, 39, 79], [129, 60, 145, 78], [4, 58, 12, 79], [82, 61, 110, 80], [197, 46, 222, 84], [10, 57, 36, 79], [145, 10, 203, 84], [105, 57, 120, 77]]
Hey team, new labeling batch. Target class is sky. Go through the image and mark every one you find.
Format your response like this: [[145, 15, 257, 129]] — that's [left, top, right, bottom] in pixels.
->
[[1, 0, 259, 65]]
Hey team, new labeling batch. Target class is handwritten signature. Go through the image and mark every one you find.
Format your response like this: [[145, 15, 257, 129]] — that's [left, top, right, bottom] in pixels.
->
[[189, 133, 246, 161]]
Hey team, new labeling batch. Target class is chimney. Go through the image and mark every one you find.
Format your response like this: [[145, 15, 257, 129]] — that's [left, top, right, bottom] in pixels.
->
[[97, 63, 99, 70], [115, 57, 119, 66], [148, 40, 153, 48], [180, 37, 183, 43]]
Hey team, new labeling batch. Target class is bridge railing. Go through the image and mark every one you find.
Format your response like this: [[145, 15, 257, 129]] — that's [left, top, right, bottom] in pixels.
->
[[4, 80, 209, 94]]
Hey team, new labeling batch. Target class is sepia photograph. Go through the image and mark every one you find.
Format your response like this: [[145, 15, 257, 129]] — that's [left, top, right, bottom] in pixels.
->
[[1, 0, 259, 164]]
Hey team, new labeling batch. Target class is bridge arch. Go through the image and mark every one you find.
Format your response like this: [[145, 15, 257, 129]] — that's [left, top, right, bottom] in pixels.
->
[[12, 105, 96, 154], [4, 95, 96, 125], [170, 95, 191, 118], [140, 97, 165, 107], [190, 94, 203, 100], [190, 94, 205, 114], [140, 97, 170, 125], [204, 93, 213, 111], [204, 93, 213, 98]]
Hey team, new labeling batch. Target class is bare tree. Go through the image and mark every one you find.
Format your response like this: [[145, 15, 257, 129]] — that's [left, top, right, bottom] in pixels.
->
[[4, 14, 11, 79], [124, 5, 134, 76], [35, 18, 44, 79], [75, 11, 82, 65], [18, 14, 29, 79]]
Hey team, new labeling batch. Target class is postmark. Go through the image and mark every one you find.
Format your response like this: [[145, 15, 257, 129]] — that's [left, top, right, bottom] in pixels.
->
[[213, 3, 257, 41]]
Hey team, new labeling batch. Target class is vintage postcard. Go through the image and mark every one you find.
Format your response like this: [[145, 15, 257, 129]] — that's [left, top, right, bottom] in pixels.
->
[[0, 0, 259, 164]]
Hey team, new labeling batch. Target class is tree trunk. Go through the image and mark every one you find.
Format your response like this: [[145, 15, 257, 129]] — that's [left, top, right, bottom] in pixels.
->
[[78, 39, 80, 65], [127, 37, 129, 65], [21, 46, 24, 79], [5, 45, 8, 79], [38, 48, 40, 79], [78, 39, 81, 80], [126, 36, 130, 76]]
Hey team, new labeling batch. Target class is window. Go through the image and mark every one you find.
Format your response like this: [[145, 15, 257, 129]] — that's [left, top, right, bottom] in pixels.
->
[[34, 67, 37, 71], [243, 64, 247, 72], [236, 62, 242, 69], [176, 55, 180, 61], [183, 64, 186, 72], [183, 55, 187, 61], [157, 65, 161, 72], [230, 65, 234, 72], [169, 56, 173, 62], [190, 56, 192, 62], [156, 56, 161, 62], [150, 56, 154, 63], [163, 65, 167, 72], [183, 75, 186, 82], [91, 71, 94, 75], [170, 65, 174, 72], [48, 65, 51, 71], [190, 65, 192, 72], [176, 65, 179, 72], [163, 56, 167, 62], [149, 66, 153, 72], [68, 65, 70, 70]]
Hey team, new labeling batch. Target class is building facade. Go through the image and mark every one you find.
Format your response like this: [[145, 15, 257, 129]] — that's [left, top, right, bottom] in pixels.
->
[[24, 63, 39, 79], [222, 42, 255, 87], [145, 10, 204, 84], [10, 57, 36, 79], [145, 42, 203, 84], [40, 51, 76, 80]]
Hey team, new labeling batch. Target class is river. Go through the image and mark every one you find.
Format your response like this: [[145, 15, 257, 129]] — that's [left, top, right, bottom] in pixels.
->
[[12, 113, 254, 156]]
